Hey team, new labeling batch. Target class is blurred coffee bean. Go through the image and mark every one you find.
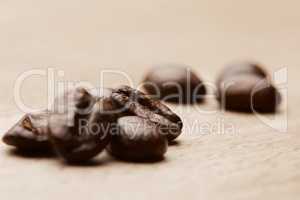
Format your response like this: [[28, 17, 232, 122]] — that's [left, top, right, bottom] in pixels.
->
[[216, 61, 267, 87], [2, 110, 51, 151], [143, 64, 206, 104], [217, 74, 281, 113], [107, 116, 168, 161], [112, 85, 183, 141], [48, 114, 110, 163], [48, 87, 115, 163]]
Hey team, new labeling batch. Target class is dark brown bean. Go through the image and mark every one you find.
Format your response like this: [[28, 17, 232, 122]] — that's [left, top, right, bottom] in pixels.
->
[[106, 116, 168, 161], [48, 87, 115, 163], [2, 110, 51, 151], [143, 64, 206, 104], [217, 74, 281, 113], [112, 85, 183, 141]]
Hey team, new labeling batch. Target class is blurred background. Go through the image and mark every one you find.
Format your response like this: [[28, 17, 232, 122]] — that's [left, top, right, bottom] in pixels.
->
[[0, 0, 298, 113]]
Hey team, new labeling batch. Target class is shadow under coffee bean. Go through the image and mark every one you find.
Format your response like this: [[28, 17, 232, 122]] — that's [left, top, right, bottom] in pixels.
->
[[142, 64, 206, 104], [216, 61, 281, 113]]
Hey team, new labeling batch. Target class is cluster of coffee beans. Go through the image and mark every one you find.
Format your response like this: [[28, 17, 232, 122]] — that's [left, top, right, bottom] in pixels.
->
[[2, 86, 183, 163], [142, 62, 281, 113], [2, 61, 281, 164]]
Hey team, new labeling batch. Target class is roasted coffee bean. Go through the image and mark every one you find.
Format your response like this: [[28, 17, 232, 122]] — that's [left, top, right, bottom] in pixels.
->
[[88, 92, 118, 125], [216, 61, 281, 113], [48, 87, 115, 163], [217, 74, 281, 113], [52, 87, 95, 115], [2, 110, 51, 151], [112, 85, 183, 141], [88, 87, 114, 101], [143, 64, 206, 104], [48, 114, 111, 163], [216, 61, 267, 87], [107, 116, 168, 161]]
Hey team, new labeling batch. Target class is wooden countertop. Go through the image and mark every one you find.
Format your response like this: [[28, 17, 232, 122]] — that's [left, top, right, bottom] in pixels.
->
[[0, 1, 299, 199]]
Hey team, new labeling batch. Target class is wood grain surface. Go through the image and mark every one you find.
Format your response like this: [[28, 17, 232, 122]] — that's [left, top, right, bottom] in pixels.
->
[[0, 1, 299, 199]]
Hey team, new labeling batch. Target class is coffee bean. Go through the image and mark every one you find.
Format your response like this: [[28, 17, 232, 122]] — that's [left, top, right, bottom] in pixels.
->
[[48, 114, 110, 163], [143, 64, 206, 104], [2, 110, 51, 151], [217, 73, 281, 113], [112, 85, 183, 141], [216, 61, 267, 87], [88, 87, 114, 101], [107, 116, 168, 161], [52, 87, 96, 115], [216, 61, 281, 113], [48, 87, 115, 163]]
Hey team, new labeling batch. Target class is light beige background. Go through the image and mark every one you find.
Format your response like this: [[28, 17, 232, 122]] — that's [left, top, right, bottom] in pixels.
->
[[0, 1, 299, 200]]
